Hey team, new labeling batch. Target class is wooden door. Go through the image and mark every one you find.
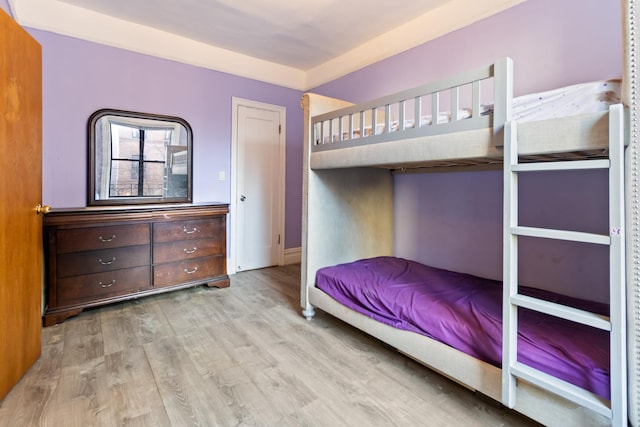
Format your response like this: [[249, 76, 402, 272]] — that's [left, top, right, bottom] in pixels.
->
[[0, 9, 43, 400]]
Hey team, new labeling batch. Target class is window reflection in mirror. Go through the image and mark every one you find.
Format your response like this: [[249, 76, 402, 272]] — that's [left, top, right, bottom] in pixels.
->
[[88, 109, 192, 206]]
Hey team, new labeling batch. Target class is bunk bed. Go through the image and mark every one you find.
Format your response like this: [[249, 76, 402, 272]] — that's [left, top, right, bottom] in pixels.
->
[[300, 55, 629, 427]]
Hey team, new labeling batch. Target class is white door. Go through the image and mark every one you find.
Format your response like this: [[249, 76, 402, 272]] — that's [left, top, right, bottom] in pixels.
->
[[232, 99, 285, 272]]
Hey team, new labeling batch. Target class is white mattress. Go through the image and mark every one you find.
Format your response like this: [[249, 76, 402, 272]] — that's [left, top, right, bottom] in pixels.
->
[[511, 79, 620, 121]]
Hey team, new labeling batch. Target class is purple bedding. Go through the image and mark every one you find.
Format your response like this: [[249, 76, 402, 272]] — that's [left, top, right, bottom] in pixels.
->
[[315, 256, 610, 399]]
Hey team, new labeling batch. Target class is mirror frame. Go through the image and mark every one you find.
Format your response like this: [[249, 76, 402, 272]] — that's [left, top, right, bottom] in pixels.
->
[[88, 109, 193, 206]]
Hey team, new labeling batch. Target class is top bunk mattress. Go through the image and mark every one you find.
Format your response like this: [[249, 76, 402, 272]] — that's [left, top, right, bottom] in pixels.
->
[[307, 58, 624, 170], [510, 79, 620, 122], [315, 256, 610, 400]]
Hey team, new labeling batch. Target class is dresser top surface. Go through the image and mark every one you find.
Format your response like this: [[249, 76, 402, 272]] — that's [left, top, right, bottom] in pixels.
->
[[43, 203, 229, 226]]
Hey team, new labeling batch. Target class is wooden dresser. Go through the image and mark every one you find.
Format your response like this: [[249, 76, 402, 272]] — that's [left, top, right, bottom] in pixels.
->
[[43, 203, 229, 326]]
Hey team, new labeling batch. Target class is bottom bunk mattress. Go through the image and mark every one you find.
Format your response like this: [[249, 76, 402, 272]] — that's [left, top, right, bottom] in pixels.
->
[[315, 256, 610, 399]]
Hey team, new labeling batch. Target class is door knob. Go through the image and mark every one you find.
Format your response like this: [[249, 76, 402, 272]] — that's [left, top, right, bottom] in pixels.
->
[[240, 195, 246, 201], [35, 204, 51, 215]]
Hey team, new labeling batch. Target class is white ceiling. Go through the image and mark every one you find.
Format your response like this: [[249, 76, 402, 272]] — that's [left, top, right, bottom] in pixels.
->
[[9, 0, 524, 90], [60, 0, 455, 70]]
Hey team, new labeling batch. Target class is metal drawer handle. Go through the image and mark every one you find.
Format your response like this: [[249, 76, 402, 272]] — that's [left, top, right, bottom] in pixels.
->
[[98, 234, 116, 242], [99, 280, 116, 288], [183, 226, 197, 234], [184, 266, 198, 274], [99, 257, 116, 265], [183, 247, 198, 254]]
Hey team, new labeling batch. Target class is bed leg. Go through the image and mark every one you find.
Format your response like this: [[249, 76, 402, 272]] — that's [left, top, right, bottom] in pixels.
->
[[302, 306, 316, 320]]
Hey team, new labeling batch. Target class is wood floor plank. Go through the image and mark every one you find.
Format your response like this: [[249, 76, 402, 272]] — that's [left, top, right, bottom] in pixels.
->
[[104, 347, 170, 425], [99, 302, 141, 355], [244, 328, 399, 426], [215, 363, 286, 425], [128, 295, 176, 345], [143, 335, 220, 426], [0, 323, 65, 426], [0, 264, 540, 426], [59, 312, 104, 368], [45, 357, 116, 427]]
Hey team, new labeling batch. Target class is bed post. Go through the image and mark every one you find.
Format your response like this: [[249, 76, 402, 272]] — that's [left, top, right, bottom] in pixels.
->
[[492, 57, 513, 147], [624, 0, 640, 425], [300, 93, 362, 319], [300, 93, 316, 320]]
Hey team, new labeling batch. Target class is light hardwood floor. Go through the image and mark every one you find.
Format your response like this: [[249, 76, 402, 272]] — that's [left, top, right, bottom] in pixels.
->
[[0, 264, 540, 426]]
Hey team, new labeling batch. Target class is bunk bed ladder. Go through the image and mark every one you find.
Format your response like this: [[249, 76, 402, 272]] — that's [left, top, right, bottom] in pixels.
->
[[502, 104, 627, 425]]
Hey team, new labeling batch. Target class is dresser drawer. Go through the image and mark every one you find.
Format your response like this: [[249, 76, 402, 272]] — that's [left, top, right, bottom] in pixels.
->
[[153, 217, 224, 243], [57, 245, 150, 278], [58, 224, 150, 253], [56, 266, 151, 306], [153, 238, 224, 264], [154, 255, 225, 287]]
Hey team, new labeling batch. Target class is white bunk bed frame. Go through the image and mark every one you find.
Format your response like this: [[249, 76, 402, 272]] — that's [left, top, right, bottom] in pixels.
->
[[301, 54, 632, 427]]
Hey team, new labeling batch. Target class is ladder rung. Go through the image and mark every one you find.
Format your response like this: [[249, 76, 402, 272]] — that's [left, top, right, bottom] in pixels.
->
[[511, 226, 610, 245], [511, 159, 609, 172], [510, 294, 611, 330], [509, 362, 612, 418]]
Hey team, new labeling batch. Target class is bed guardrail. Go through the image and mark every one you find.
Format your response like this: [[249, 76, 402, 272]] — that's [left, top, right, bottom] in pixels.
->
[[311, 57, 513, 152]]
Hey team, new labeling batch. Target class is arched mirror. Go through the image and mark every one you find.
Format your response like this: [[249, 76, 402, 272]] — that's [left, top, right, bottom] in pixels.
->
[[88, 109, 193, 206]]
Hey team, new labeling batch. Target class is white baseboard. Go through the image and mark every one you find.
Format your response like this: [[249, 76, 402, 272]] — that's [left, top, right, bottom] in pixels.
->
[[283, 247, 301, 265], [229, 248, 301, 275]]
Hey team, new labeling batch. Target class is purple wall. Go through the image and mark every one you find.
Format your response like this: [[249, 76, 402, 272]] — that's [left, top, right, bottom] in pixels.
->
[[1, 1, 305, 249], [315, 0, 621, 100], [0, 0, 9, 16], [21, 27, 304, 249], [0, 0, 623, 290], [312, 0, 622, 302]]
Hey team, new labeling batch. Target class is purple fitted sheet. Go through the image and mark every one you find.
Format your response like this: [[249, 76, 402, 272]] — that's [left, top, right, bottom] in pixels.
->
[[315, 256, 610, 399]]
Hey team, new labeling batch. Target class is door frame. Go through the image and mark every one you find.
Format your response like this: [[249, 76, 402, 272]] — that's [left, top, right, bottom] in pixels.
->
[[230, 97, 286, 274]]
